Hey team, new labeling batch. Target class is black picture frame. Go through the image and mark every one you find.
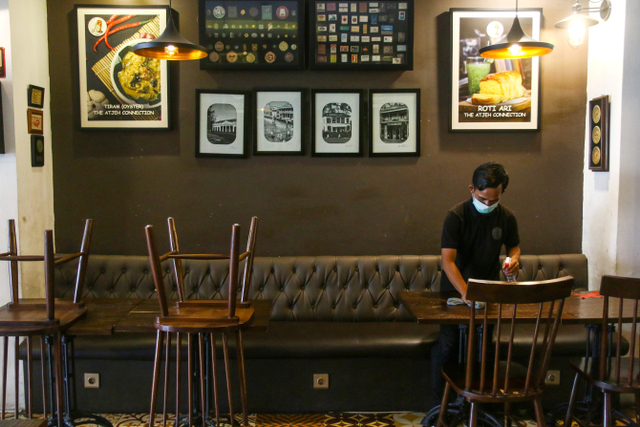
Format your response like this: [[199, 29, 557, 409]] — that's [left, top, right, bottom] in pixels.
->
[[449, 8, 542, 132], [75, 5, 171, 130], [27, 85, 45, 109], [253, 89, 306, 155], [196, 90, 250, 158], [369, 88, 420, 157], [31, 135, 45, 167], [588, 95, 610, 172], [198, 0, 306, 71], [309, 0, 414, 71], [312, 89, 364, 157]]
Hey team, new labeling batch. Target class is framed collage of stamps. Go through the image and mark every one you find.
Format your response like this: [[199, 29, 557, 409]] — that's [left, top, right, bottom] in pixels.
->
[[309, 0, 413, 70], [199, 0, 305, 70]]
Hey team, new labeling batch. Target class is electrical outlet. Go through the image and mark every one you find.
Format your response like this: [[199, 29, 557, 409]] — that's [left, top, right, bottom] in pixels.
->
[[545, 370, 560, 386], [313, 373, 329, 389], [84, 373, 100, 388]]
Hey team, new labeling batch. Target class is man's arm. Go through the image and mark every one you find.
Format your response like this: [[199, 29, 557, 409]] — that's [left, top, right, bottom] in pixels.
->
[[504, 246, 521, 276], [441, 248, 469, 301]]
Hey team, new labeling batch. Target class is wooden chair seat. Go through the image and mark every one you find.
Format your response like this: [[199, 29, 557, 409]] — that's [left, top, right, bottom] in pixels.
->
[[155, 307, 255, 333], [442, 360, 544, 403], [0, 306, 87, 334], [570, 356, 640, 393]]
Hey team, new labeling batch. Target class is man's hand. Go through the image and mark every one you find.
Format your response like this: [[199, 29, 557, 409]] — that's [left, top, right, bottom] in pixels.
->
[[502, 259, 520, 276]]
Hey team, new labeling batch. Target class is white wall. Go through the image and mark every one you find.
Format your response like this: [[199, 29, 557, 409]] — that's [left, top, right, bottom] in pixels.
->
[[582, 0, 627, 289]]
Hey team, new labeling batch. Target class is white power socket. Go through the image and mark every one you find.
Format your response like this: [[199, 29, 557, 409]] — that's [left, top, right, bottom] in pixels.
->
[[313, 373, 329, 389], [84, 373, 100, 388], [545, 370, 560, 386]]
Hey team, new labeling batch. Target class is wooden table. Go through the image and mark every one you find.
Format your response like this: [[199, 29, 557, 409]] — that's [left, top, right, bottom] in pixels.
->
[[399, 291, 623, 325]]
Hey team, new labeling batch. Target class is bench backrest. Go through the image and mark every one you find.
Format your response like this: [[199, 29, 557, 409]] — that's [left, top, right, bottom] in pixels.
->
[[54, 254, 587, 322]]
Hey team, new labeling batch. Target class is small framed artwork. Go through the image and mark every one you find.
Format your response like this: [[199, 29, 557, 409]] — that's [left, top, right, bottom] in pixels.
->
[[312, 89, 364, 157], [450, 8, 542, 132], [31, 135, 45, 167], [254, 89, 305, 155], [76, 6, 170, 129], [309, 0, 414, 70], [369, 89, 420, 157], [196, 90, 250, 158], [198, 0, 305, 71], [588, 95, 610, 172], [27, 85, 45, 109], [27, 109, 44, 135], [0, 48, 5, 78]]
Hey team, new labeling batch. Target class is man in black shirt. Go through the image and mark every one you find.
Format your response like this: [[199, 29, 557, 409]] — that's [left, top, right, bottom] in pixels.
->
[[429, 162, 520, 408]]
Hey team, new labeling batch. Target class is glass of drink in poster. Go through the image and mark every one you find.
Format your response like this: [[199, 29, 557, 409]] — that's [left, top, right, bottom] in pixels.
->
[[466, 56, 491, 96]]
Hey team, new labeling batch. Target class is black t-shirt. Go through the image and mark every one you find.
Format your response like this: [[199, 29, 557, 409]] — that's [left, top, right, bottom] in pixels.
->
[[440, 198, 520, 293]]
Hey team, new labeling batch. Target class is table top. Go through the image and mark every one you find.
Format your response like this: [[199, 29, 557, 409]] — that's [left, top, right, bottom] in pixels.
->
[[399, 291, 629, 325], [67, 298, 272, 336]]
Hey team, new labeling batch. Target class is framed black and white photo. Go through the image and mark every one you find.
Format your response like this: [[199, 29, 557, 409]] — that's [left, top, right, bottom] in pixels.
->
[[312, 89, 363, 156], [196, 90, 250, 158], [254, 89, 305, 155], [450, 8, 542, 132], [369, 89, 419, 157], [198, 0, 305, 70]]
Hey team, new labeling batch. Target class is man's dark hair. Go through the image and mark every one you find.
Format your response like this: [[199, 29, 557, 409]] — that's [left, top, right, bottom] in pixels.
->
[[472, 162, 509, 191]]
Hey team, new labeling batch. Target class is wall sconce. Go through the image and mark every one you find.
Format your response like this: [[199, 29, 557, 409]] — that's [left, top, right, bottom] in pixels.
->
[[479, 0, 554, 59], [554, 0, 612, 49]]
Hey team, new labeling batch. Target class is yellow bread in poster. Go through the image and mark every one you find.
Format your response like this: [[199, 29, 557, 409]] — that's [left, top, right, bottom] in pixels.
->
[[471, 71, 525, 105]]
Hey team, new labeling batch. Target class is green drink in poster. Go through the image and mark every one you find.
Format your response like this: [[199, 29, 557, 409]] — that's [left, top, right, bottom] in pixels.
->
[[466, 57, 491, 95]]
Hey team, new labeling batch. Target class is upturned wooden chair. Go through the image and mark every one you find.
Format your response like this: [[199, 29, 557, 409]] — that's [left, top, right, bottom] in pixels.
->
[[0, 219, 92, 425], [565, 275, 640, 427], [436, 276, 574, 427], [145, 217, 258, 427]]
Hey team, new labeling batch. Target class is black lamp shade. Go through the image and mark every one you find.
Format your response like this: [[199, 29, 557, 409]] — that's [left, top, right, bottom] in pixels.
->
[[133, 15, 208, 60], [479, 16, 553, 59]]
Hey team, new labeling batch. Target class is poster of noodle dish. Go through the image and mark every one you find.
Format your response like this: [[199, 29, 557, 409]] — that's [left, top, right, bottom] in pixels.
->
[[76, 6, 170, 129], [450, 9, 542, 132]]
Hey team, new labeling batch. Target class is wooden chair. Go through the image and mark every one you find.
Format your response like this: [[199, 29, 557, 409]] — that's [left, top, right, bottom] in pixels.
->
[[145, 217, 258, 427], [0, 219, 92, 425], [436, 276, 574, 427], [565, 275, 640, 427]]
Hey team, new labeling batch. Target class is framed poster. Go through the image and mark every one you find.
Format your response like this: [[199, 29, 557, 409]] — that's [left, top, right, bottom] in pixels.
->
[[450, 9, 542, 132], [312, 89, 363, 156], [588, 95, 610, 172], [27, 85, 45, 109], [254, 89, 305, 155], [309, 0, 413, 70], [198, 0, 305, 70], [76, 6, 170, 130], [27, 109, 44, 135], [196, 90, 250, 158], [369, 89, 419, 157]]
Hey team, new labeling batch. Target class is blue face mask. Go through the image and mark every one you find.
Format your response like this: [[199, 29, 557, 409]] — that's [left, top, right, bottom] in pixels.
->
[[472, 195, 499, 214]]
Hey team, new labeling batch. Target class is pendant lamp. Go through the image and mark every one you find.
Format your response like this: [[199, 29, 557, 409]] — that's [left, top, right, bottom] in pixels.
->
[[554, 0, 611, 49], [479, 0, 554, 60], [133, 0, 207, 60]]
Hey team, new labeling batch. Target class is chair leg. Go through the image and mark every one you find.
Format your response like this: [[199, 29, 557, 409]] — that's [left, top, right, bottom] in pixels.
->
[[635, 392, 640, 424], [210, 334, 220, 427], [236, 331, 248, 427], [40, 336, 47, 420], [149, 330, 164, 427], [565, 373, 580, 427], [470, 402, 478, 427], [163, 332, 171, 427], [505, 402, 512, 427], [176, 333, 181, 427], [188, 334, 193, 427], [533, 398, 547, 427], [436, 381, 451, 427], [1, 336, 7, 419], [54, 333, 64, 427], [14, 336, 19, 419], [222, 332, 234, 427], [603, 391, 612, 427], [198, 334, 206, 427], [26, 337, 32, 418]]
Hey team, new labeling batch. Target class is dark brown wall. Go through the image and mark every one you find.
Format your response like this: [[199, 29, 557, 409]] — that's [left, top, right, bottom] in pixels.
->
[[49, 0, 587, 256]]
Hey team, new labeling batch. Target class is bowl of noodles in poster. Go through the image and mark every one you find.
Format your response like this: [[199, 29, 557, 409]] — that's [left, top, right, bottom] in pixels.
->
[[110, 39, 162, 108]]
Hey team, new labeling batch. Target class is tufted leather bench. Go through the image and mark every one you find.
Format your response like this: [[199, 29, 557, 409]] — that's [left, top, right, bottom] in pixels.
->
[[23, 254, 588, 413]]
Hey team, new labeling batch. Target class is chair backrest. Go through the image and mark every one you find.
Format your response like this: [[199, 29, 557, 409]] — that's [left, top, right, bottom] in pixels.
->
[[0, 219, 93, 310], [465, 276, 574, 395], [599, 275, 640, 385], [145, 222, 244, 319], [166, 216, 258, 303]]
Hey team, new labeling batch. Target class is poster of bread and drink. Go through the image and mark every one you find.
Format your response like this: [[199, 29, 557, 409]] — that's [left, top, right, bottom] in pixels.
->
[[450, 9, 542, 131]]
